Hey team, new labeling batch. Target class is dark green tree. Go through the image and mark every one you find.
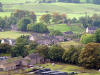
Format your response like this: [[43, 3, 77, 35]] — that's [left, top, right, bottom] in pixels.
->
[[0, 43, 11, 54], [48, 45, 64, 61], [35, 45, 49, 58], [79, 43, 100, 69], [17, 17, 32, 31], [32, 23, 49, 33], [80, 34, 96, 44]]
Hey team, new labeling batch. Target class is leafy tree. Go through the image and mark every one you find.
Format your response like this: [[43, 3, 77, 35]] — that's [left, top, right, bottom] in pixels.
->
[[49, 30, 63, 36], [48, 45, 64, 61], [79, 43, 100, 69], [80, 34, 96, 44], [28, 12, 37, 23], [12, 10, 36, 24], [93, 18, 100, 27], [0, 2, 3, 12], [62, 45, 81, 64], [40, 14, 51, 24], [0, 43, 11, 54], [16, 35, 30, 45], [52, 12, 63, 24], [17, 17, 32, 31], [27, 24, 33, 31], [32, 23, 49, 33], [35, 45, 49, 58], [0, 17, 6, 29], [95, 29, 100, 43], [11, 45, 28, 57], [11, 35, 30, 57], [29, 41, 38, 50], [93, 0, 100, 4], [79, 16, 92, 28]]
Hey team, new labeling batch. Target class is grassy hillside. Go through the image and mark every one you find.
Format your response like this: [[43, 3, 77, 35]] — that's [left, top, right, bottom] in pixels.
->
[[2, 2, 100, 18], [39, 63, 100, 75], [48, 24, 85, 33], [0, 0, 37, 3], [0, 31, 30, 39]]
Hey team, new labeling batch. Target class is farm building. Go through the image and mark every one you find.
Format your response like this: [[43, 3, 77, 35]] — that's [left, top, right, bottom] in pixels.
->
[[86, 27, 97, 34]]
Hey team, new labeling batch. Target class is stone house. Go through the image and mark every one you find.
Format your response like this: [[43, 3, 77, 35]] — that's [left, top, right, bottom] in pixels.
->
[[0, 62, 16, 71], [22, 53, 44, 66], [11, 25, 18, 31], [0, 57, 22, 71], [1, 39, 16, 45], [86, 27, 97, 34]]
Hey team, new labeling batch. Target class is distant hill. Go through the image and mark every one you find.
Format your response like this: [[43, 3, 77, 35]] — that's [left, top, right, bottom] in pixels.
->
[[0, 0, 99, 4]]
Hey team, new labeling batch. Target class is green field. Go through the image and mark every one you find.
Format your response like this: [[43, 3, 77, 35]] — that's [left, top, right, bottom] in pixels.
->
[[0, 12, 11, 17], [48, 24, 85, 33], [48, 24, 70, 32], [0, 2, 99, 18], [0, 31, 30, 39], [39, 63, 100, 75]]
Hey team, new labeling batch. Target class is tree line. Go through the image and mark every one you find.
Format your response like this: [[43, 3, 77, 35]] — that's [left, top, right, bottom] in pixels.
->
[[1, 30, 100, 69], [38, 0, 100, 4]]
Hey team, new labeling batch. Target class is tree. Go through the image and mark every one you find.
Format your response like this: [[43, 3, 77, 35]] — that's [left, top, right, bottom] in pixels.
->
[[11, 35, 30, 57], [52, 12, 62, 24], [0, 43, 11, 54], [79, 16, 92, 28], [62, 45, 81, 64], [0, 2, 3, 12], [93, 0, 100, 4], [40, 14, 51, 24], [80, 34, 96, 44], [48, 45, 64, 61], [17, 17, 32, 31], [35, 45, 49, 58], [0, 17, 6, 29], [11, 45, 28, 57], [79, 43, 100, 69], [16, 35, 30, 45], [95, 29, 100, 43], [31, 23, 49, 33], [12, 10, 36, 24], [28, 12, 37, 23], [49, 30, 63, 36]]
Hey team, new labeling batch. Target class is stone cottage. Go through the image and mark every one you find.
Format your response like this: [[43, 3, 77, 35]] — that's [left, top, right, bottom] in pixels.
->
[[86, 27, 97, 34], [0, 57, 22, 71], [22, 53, 44, 66]]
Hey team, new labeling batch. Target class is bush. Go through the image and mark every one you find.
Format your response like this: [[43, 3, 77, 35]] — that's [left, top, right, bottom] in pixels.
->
[[62, 45, 81, 64], [48, 45, 64, 61], [79, 43, 100, 69], [80, 34, 96, 44]]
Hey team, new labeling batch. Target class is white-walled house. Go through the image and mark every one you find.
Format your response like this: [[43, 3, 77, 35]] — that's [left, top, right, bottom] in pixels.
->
[[86, 27, 97, 34]]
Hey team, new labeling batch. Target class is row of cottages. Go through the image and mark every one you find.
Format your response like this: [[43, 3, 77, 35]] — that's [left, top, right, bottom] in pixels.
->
[[22, 53, 44, 66], [31, 33, 65, 45], [0, 39, 16, 45], [0, 57, 22, 71], [0, 53, 44, 71]]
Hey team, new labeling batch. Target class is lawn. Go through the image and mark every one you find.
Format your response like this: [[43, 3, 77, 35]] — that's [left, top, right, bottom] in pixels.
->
[[0, 12, 11, 17], [48, 24, 70, 32], [48, 24, 85, 33], [39, 63, 100, 75], [60, 41, 82, 49], [0, 31, 30, 39]]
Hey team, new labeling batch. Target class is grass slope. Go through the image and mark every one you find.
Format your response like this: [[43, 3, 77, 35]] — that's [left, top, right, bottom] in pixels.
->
[[48, 24, 85, 33], [2, 2, 100, 18], [39, 63, 100, 75], [0, 31, 30, 39], [48, 24, 70, 32]]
